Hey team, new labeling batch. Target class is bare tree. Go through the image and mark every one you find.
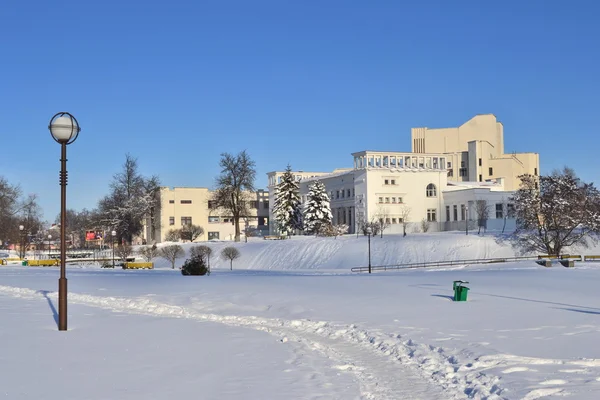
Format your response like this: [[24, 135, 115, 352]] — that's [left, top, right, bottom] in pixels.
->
[[97, 154, 160, 245], [500, 197, 515, 234], [475, 200, 490, 235], [114, 243, 134, 262], [164, 229, 180, 242], [211, 151, 256, 242], [511, 168, 600, 255], [375, 206, 390, 238], [181, 224, 204, 242], [137, 244, 159, 262], [399, 206, 411, 237], [420, 218, 430, 233], [221, 246, 241, 270], [159, 244, 185, 269], [190, 245, 213, 273]]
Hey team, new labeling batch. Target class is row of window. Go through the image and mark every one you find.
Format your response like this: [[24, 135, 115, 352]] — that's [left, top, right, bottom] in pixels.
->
[[328, 188, 355, 201], [355, 155, 447, 170], [169, 200, 268, 209], [378, 196, 403, 204], [169, 216, 269, 226]]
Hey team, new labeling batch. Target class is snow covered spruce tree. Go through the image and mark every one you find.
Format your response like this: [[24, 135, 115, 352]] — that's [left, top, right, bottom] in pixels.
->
[[303, 181, 332, 235], [511, 167, 600, 255], [272, 165, 302, 236]]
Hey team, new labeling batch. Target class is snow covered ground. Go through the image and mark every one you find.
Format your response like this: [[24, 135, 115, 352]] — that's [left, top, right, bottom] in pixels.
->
[[1, 233, 600, 399]]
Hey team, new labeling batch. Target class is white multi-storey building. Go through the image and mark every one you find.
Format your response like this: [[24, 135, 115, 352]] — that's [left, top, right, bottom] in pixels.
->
[[267, 115, 534, 234]]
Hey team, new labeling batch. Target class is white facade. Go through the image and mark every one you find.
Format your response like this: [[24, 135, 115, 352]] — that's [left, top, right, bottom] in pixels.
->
[[267, 115, 531, 235]]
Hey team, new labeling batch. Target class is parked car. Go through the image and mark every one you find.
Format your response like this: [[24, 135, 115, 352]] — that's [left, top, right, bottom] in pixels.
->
[[0, 252, 10, 259]]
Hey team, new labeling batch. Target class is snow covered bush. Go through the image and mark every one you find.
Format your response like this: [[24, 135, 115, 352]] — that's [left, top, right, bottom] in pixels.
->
[[190, 245, 213, 273], [181, 255, 209, 276], [221, 246, 241, 270]]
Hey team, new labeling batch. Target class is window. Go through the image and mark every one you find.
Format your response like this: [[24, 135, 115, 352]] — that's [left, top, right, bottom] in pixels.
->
[[447, 162, 452, 168], [181, 217, 192, 226], [453, 205, 458, 221], [264, 201, 269, 209], [250, 201, 258, 208], [223, 218, 232, 224], [534, 168, 538, 176], [479, 158, 482, 166], [336, 191, 340, 199], [384, 179, 389, 185], [347, 189, 351, 197], [446, 206, 450, 221], [461, 161, 465, 168], [385, 197, 390, 203], [341, 190, 345, 198], [398, 197, 403, 203], [392, 218, 397, 224], [169, 217, 175, 225], [208, 216, 219, 223], [391, 179, 396, 185], [461, 205, 466, 220], [489, 167, 493, 176], [427, 209, 437, 222], [459, 168, 467, 177], [378, 197, 383, 203], [479, 174, 482, 182], [426, 183, 437, 197], [448, 169, 453, 177], [391, 197, 396, 203], [208, 232, 219, 240], [168, 200, 174, 204], [496, 203, 503, 219], [180, 200, 192, 204]]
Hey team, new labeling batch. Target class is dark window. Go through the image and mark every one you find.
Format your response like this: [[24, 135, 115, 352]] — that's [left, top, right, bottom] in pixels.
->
[[180, 200, 192, 204], [446, 206, 450, 221], [489, 167, 493, 176], [448, 169, 453, 177], [426, 183, 437, 197], [459, 168, 467, 177], [479, 174, 482, 182], [208, 232, 219, 240], [181, 217, 192, 226], [168, 200, 174, 204], [496, 204, 503, 219], [534, 168, 538, 175], [427, 209, 437, 222], [453, 205, 458, 221], [478, 158, 482, 166], [169, 217, 175, 225], [264, 201, 269, 209]]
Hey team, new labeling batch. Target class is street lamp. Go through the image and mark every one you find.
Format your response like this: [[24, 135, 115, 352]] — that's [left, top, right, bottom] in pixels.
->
[[48, 234, 52, 258], [19, 225, 24, 259], [111, 230, 116, 268], [465, 205, 469, 236], [366, 226, 372, 274], [49, 112, 81, 331]]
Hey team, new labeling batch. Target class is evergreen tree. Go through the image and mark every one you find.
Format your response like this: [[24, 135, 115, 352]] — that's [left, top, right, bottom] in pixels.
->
[[303, 181, 332, 234], [273, 165, 302, 235]]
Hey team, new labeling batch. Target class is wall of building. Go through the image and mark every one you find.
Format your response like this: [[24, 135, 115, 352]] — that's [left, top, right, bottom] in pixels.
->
[[148, 187, 269, 243]]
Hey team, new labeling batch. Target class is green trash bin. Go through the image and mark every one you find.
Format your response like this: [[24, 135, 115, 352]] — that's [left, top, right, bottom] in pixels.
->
[[453, 280, 470, 302], [22, 260, 28, 266]]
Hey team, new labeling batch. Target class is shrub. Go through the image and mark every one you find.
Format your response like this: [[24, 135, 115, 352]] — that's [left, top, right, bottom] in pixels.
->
[[181, 255, 209, 276], [221, 246, 241, 270]]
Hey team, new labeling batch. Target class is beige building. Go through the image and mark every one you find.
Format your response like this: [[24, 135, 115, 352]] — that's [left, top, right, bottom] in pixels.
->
[[145, 187, 270, 243], [411, 114, 539, 190]]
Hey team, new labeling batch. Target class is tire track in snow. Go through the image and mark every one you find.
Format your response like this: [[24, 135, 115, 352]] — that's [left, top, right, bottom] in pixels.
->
[[1, 285, 501, 399]]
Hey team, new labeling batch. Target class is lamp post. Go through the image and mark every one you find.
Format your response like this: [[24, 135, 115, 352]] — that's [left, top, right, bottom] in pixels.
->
[[111, 230, 116, 268], [48, 234, 52, 258], [49, 112, 81, 331], [366, 226, 372, 274], [19, 225, 24, 259], [465, 205, 469, 236]]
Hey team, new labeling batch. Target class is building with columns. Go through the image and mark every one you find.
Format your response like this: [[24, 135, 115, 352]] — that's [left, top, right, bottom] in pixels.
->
[[267, 115, 536, 234]]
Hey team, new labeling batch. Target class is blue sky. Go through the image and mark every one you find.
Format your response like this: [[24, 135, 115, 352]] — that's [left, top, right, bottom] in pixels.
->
[[2, 0, 599, 221]]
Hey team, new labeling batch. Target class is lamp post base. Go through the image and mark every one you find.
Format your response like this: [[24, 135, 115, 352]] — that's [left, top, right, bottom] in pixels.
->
[[58, 277, 67, 331]]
